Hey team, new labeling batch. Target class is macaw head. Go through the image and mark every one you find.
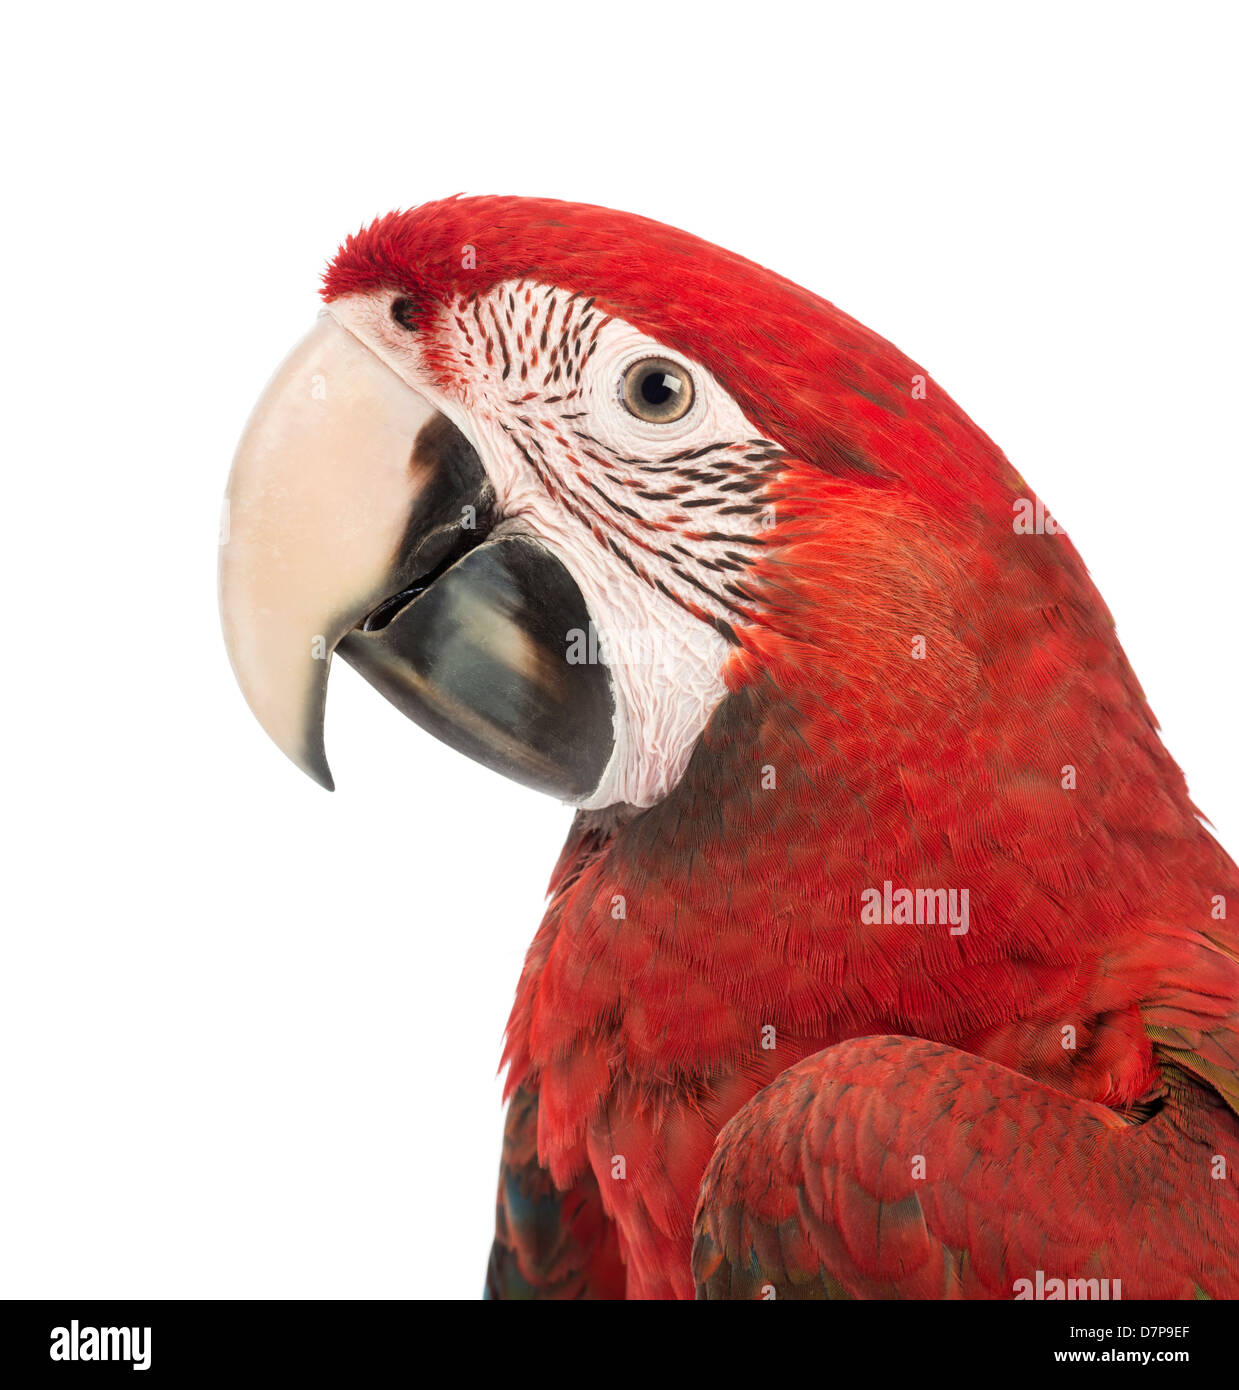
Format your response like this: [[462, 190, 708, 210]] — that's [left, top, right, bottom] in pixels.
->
[[221, 195, 1105, 813]]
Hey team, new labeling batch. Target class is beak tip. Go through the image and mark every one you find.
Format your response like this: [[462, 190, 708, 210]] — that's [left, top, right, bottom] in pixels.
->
[[302, 750, 335, 793]]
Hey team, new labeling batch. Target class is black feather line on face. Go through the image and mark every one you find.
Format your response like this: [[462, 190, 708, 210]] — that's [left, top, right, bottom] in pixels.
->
[[446, 285, 792, 631]]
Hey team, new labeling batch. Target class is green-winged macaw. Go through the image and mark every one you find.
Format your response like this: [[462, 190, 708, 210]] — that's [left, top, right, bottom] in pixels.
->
[[220, 196, 1239, 1299]]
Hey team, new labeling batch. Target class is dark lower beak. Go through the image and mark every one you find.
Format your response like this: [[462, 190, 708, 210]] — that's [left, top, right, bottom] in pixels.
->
[[220, 314, 615, 800], [339, 532, 613, 800]]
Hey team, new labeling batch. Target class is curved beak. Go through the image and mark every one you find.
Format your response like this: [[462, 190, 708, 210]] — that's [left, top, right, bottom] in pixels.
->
[[220, 313, 614, 800], [220, 314, 466, 788]]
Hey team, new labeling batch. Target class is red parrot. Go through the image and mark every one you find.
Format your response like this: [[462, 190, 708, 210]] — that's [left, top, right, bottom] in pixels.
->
[[219, 195, 1239, 1299]]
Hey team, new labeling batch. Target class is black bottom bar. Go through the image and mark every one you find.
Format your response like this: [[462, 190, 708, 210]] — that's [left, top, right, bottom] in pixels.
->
[[1, 1298, 1227, 1379]]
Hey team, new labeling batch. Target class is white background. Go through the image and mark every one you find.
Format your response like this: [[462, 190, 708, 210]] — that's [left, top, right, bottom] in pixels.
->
[[2, 2, 1235, 1298]]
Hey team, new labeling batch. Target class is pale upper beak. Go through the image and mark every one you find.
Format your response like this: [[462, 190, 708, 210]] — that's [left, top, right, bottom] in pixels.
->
[[219, 313, 443, 788], [219, 311, 615, 799]]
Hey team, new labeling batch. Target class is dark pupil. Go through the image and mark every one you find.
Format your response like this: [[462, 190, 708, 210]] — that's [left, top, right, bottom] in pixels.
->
[[641, 369, 679, 406]]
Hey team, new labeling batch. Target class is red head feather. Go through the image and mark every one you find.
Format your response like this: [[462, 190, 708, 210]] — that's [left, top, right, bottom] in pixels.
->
[[326, 196, 1008, 503]]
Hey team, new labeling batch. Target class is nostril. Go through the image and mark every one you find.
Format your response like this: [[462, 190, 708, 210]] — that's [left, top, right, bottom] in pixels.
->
[[390, 295, 423, 331]]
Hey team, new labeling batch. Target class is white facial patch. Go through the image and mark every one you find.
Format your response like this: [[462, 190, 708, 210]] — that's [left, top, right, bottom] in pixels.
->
[[328, 284, 786, 809]]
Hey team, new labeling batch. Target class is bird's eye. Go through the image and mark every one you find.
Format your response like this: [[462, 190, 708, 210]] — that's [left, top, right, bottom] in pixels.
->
[[390, 296, 420, 331], [621, 357, 694, 423]]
